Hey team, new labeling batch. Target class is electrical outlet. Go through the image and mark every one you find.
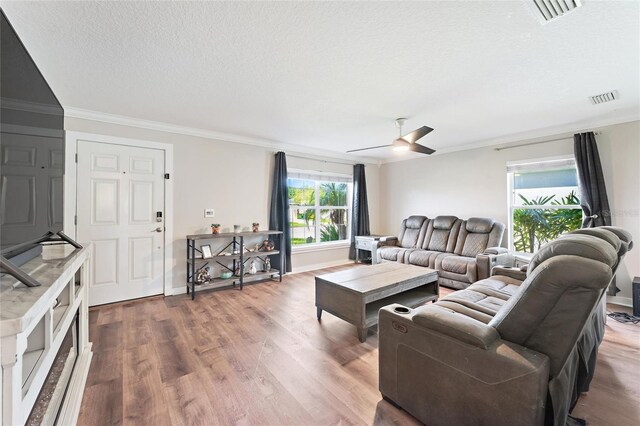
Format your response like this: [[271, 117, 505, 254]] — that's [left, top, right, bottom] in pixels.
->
[[204, 208, 215, 218]]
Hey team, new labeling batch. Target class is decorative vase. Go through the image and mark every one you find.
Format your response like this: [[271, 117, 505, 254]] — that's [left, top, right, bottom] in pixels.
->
[[233, 224, 241, 233], [249, 260, 257, 275], [252, 223, 259, 232], [264, 257, 271, 272]]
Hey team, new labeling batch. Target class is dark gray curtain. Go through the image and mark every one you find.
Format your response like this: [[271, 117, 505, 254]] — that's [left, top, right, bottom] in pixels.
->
[[574, 132, 611, 228], [268, 152, 292, 272], [349, 164, 370, 260], [574, 132, 616, 294]]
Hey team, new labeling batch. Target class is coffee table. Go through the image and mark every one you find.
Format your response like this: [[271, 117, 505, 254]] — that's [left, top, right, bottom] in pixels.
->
[[315, 262, 439, 342]]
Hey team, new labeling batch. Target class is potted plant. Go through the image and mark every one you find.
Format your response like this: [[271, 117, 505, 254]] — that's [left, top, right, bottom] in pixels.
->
[[211, 224, 221, 234]]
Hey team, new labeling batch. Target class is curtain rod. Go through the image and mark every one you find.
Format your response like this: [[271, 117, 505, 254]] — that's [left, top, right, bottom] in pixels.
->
[[285, 153, 363, 167], [494, 131, 601, 152]]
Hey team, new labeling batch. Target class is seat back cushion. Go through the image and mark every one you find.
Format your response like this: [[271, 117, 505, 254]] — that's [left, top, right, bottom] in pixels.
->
[[454, 218, 505, 257], [397, 216, 428, 248], [423, 216, 461, 252], [489, 236, 616, 376], [527, 234, 618, 276]]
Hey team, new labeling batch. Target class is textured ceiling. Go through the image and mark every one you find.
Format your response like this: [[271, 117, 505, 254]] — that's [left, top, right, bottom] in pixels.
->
[[2, 1, 639, 160]]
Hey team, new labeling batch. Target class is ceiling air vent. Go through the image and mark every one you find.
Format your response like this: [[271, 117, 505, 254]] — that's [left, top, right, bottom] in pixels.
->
[[532, 0, 582, 22], [589, 90, 619, 105]]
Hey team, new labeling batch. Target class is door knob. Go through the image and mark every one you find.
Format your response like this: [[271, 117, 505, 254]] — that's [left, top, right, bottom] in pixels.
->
[[152, 227, 163, 233]]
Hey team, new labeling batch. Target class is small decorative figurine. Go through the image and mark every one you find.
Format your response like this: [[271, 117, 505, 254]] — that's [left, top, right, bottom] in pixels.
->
[[264, 257, 271, 272], [252, 222, 259, 232], [258, 239, 275, 252], [196, 268, 211, 284], [211, 224, 221, 234], [249, 260, 257, 275]]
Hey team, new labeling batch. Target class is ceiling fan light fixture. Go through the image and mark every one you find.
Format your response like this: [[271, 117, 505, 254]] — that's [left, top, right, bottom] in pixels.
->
[[392, 139, 410, 152]]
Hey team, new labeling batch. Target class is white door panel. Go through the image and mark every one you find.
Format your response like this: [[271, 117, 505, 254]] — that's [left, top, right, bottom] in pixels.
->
[[77, 141, 164, 306]]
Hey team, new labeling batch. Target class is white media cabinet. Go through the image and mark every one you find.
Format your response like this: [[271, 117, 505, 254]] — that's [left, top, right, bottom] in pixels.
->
[[1, 244, 92, 425]]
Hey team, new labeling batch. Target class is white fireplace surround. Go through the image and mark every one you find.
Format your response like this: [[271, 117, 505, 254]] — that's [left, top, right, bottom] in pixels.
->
[[1, 244, 92, 425]]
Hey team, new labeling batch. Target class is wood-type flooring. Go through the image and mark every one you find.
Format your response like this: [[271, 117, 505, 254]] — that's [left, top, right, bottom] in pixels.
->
[[78, 264, 640, 425]]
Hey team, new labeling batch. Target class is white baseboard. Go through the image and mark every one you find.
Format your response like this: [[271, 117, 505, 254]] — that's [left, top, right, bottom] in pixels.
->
[[607, 295, 633, 308], [167, 286, 187, 296]]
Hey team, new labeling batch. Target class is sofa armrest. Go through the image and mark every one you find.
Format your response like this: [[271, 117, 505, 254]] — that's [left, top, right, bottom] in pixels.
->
[[378, 304, 550, 425], [484, 246, 509, 255], [476, 249, 514, 281], [371, 238, 399, 264], [491, 266, 527, 281], [412, 304, 499, 349]]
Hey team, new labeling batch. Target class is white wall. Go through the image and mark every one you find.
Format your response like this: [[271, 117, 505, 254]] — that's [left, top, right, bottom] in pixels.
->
[[380, 120, 640, 303], [64, 117, 381, 293]]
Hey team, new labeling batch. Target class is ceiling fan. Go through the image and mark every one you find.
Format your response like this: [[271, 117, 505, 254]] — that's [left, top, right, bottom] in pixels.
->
[[346, 118, 435, 155]]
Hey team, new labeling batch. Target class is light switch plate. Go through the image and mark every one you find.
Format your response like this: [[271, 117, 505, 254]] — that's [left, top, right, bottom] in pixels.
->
[[204, 208, 215, 218]]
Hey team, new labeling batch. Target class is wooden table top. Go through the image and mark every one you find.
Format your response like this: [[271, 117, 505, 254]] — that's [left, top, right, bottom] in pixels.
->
[[315, 262, 437, 295]]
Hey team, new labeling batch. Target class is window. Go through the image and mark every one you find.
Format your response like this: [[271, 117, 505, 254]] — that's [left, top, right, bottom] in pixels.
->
[[288, 171, 351, 247], [507, 157, 583, 253]]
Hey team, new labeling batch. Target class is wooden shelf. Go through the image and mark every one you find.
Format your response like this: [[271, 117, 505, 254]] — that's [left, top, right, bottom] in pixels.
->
[[190, 269, 281, 293], [186, 231, 284, 299], [194, 250, 280, 261], [364, 286, 437, 328], [186, 230, 283, 240]]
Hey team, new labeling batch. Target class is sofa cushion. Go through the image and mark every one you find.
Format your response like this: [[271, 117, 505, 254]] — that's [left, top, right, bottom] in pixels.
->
[[433, 215, 458, 230], [424, 216, 461, 252], [407, 250, 454, 269], [466, 217, 495, 233], [460, 232, 490, 257], [439, 255, 477, 284], [528, 234, 617, 275], [398, 216, 427, 248], [378, 246, 409, 262], [467, 276, 522, 301], [406, 215, 427, 229], [436, 300, 494, 324], [440, 289, 507, 316]]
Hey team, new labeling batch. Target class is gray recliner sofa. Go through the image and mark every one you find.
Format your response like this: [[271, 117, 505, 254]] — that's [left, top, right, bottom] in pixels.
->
[[373, 215, 508, 289], [378, 226, 633, 426]]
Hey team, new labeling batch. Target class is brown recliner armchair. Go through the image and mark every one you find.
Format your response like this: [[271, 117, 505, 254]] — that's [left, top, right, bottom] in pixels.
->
[[379, 232, 622, 426]]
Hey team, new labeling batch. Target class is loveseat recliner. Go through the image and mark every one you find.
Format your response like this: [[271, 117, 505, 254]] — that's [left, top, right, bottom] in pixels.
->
[[373, 215, 508, 289], [378, 226, 633, 426]]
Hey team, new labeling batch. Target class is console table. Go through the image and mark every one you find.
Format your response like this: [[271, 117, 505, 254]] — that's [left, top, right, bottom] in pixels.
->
[[1, 244, 92, 425], [186, 230, 284, 299]]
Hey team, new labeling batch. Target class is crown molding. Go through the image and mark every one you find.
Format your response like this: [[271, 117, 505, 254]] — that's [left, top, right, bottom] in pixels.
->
[[64, 106, 638, 167], [380, 113, 640, 164], [64, 107, 381, 165]]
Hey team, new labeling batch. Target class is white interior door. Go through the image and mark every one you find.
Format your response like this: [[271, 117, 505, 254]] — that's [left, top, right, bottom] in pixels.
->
[[76, 141, 165, 306]]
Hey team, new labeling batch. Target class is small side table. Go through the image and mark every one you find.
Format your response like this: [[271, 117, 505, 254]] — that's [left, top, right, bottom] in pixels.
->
[[354, 235, 393, 264]]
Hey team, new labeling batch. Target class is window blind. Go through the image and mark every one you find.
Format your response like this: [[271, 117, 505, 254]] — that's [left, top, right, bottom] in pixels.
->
[[506, 157, 576, 173], [288, 169, 352, 183]]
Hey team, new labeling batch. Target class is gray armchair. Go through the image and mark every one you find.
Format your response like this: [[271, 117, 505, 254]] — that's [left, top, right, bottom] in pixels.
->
[[379, 232, 622, 426]]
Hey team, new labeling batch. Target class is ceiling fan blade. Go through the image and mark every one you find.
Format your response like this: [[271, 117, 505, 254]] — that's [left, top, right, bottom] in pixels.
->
[[409, 143, 436, 155], [346, 144, 391, 153], [400, 126, 434, 144]]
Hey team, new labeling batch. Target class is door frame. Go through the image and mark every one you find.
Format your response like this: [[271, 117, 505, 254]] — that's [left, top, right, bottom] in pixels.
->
[[64, 131, 174, 297]]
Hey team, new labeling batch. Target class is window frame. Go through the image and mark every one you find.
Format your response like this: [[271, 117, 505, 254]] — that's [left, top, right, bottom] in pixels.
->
[[287, 172, 352, 250], [507, 155, 583, 253]]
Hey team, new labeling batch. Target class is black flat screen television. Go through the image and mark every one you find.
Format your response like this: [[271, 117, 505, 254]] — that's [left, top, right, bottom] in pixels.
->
[[1, 9, 65, 261]]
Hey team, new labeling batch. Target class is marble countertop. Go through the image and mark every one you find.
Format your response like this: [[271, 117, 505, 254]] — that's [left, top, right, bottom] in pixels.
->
[[1, 244, 90, 338]]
